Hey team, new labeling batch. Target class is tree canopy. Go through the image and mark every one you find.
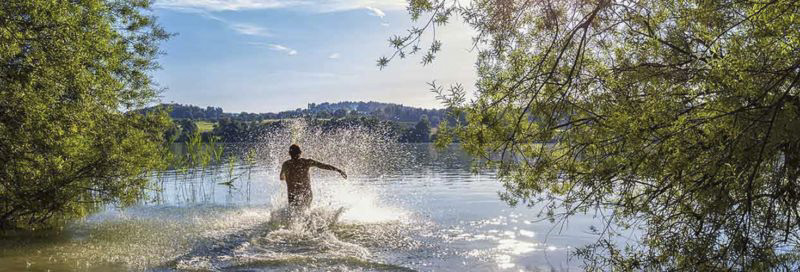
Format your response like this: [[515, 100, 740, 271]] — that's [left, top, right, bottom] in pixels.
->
[[386, 0, 800, 270], [0, 0, 170, 229], [141, 101, 450, 125]]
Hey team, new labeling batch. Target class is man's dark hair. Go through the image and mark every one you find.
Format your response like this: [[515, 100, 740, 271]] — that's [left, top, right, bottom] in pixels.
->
[[289, 144, 301, 158]]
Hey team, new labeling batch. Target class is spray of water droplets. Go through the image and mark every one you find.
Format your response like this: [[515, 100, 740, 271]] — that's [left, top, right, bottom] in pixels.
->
[[253, 119, 414, 176], [169, 119, 423, 270]]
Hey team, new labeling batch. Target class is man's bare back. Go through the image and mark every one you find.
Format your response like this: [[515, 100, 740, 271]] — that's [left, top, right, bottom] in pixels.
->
[[279, 145, 346, 210]]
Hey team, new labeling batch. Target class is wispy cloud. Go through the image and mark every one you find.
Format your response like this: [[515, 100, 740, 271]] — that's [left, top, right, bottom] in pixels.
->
[[364, 6, 385, 18], [264, 71, 342, 79], [229, 23, 270, 37], [245, 42, 298, 55], [155, 0, 406, 12], [328, 53, 340, 59], [155, 0, 292, 11], [197, 12, 271, 37], [363, 6, 388, 27], [268, 44, 298, 55]]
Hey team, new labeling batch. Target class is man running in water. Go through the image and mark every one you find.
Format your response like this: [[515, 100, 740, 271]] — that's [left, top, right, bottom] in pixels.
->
[[279, 144, 347, 211]]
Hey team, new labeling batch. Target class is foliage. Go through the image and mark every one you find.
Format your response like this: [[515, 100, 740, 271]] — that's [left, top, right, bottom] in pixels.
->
[[161, 116, 435, 143], [177, 119, 198, 142], [141, 101, 450, 125], [211, 118, 280, 143], [139, 103, 223, 120], [0, 0, 170, 229], [403, 115, 432, 143], [388, 0, 800, 270]]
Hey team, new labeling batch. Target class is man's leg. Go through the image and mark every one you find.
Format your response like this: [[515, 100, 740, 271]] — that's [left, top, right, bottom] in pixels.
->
[[287, 193, 311, 218], [298, 193, 312, 211]]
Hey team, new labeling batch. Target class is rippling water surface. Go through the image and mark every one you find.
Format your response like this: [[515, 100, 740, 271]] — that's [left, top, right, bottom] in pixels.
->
[[0, 125, 603, 271]]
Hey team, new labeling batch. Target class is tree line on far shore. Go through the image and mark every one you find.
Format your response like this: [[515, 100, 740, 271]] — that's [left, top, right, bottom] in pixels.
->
[[141, 101, 450, 126], [150, 102, 449, 143], [167, 115, 436, 144]]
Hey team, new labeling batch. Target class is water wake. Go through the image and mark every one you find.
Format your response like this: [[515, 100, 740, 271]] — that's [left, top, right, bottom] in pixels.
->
[[168, 205, 418, 271]]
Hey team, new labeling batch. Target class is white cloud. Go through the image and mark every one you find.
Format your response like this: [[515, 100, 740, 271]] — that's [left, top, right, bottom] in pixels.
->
[[155, 0, 407, 12], [364, 6, 385, 18], [313, 0, 406, 12], [246, 42, 298, 55], [229, 23, 270, 36], [196, 12, 270, 36], [328, 53, 340, 59], [363, 6, 388, 27], [268, 44, 298, 55], [155, 0, 292, 11]]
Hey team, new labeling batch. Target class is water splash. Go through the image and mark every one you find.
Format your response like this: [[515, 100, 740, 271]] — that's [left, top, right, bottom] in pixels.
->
[[170, 119, 419, 271], [255, 119, 414, 176], [255, 119, 414, 223]]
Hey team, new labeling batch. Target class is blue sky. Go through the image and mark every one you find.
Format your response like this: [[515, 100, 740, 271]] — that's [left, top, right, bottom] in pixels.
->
[[151, 0, 477, 113]]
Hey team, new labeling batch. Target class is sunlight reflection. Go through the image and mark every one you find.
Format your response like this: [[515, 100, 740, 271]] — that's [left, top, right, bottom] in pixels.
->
[[443, 214, 567, 270]]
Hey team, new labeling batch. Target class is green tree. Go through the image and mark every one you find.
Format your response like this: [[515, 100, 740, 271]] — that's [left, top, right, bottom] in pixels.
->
[[333, 109, 349, 118], [0, 0, 170, 229], [178, 119, 198, 142], [164, 121, 181, 143], [412, 115, 432, 142], [386, 0, 800, 270]]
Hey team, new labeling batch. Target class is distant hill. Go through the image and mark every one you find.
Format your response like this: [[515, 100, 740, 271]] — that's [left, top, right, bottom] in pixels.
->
[[140, 101, 449, 126]]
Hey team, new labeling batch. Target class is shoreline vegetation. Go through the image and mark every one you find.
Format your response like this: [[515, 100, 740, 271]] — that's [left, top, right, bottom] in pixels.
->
[[386, 0, 800, 270], [140, 102, 455, 144], [1, 0, 171, 230]]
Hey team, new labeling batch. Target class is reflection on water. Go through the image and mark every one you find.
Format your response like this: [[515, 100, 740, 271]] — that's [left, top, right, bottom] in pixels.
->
[[1, 139, 601, 271]]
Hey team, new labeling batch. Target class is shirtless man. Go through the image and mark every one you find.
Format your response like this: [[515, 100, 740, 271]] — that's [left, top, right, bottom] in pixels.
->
[[279, 144, 347, 211]]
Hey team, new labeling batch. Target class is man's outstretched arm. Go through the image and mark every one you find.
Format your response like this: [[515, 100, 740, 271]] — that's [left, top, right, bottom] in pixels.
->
[[310, 160, 347, 179]]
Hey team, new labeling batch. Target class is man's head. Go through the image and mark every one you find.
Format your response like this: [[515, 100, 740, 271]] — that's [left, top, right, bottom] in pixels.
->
[[289, 144, 301, 159]]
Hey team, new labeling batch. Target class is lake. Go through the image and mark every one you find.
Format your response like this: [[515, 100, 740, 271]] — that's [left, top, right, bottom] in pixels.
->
[[0, 141, 602, 271]]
